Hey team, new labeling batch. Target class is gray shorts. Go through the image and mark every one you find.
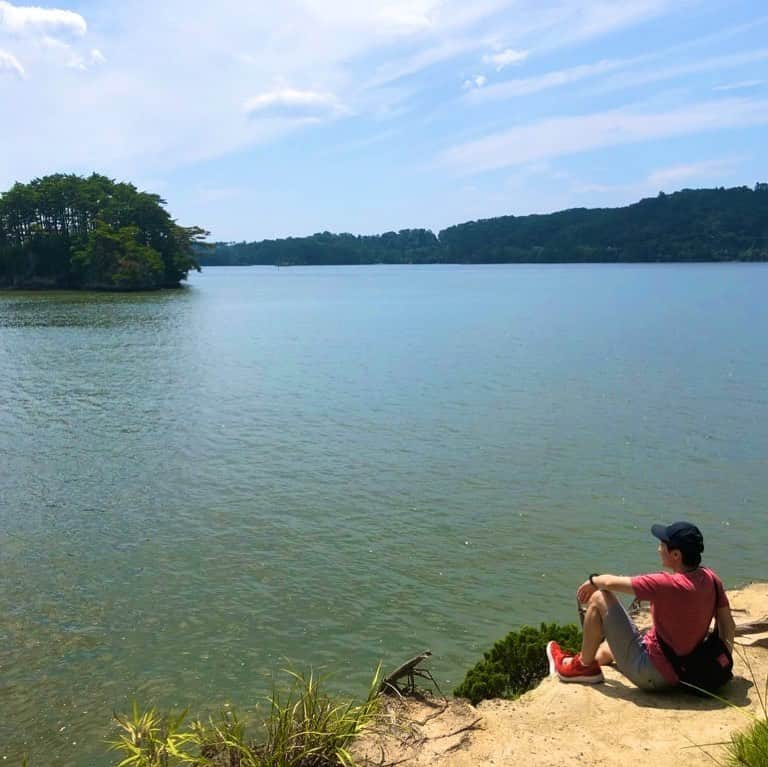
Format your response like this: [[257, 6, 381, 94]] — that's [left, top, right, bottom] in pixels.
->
[[603, 602, 672, 691]]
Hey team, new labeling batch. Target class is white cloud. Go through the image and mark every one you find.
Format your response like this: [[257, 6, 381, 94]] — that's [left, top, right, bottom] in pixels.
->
[[0, 46, 24, 76], [439, 98, 768, 174], [469, 57, 635, 101], [549, 0, 679, 49], [368, 0, 676, 89], [0, 0, 86, 36], [467, 0, 679, 60], [39, 34, 88, 68], [646, 157, 743, 187], [713, 79, 764, 92], [463, 74, 487, 89], [574, 156, 746, 200], [468, 46, 768, 104], [0, 0, 522, 187], [482, 47, 528, 70], [366, 37, 480, 88], [243, 88, 346, 118], [0, 2, 98, 77], [375, 4, 433, 33], [0, 0, 691, 199], [593, 48, 768, 95]]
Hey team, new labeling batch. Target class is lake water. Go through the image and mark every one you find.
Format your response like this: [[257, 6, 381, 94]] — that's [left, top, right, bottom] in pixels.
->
[[1, 264, 767, 765]]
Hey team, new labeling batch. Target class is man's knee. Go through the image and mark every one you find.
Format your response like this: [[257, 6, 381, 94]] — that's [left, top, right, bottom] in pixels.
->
[[587, 588, 618, 617]]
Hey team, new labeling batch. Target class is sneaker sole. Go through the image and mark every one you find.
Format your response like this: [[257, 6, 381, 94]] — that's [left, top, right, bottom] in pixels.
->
[[556, 672, 605, 684], [545, 641, 557, 677]]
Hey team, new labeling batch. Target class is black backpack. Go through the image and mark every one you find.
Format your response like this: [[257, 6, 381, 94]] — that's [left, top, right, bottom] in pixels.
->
[[656, 572, 733, 695]]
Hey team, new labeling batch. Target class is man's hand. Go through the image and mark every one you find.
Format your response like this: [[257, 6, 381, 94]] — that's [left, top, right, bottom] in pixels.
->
[[716, 605, 736, 653], [577, 580, 597, 604]]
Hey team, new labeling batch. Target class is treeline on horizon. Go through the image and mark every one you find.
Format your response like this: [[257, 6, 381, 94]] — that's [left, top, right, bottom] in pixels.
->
[[0, 174, 206, 290], [202, 184, 768, 267]]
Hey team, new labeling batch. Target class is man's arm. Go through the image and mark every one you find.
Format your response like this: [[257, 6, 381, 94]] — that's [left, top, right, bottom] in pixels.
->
[[716, 606, 736, 652], [577, 574, 635, 603]]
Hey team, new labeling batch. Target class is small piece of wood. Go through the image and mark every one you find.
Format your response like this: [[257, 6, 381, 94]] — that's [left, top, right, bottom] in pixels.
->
[[380, 651, 436, 696], [429, 717, 484, 740]]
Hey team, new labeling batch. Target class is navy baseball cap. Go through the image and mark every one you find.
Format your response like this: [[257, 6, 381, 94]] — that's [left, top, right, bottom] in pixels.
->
[[651, 521, 704, 554]]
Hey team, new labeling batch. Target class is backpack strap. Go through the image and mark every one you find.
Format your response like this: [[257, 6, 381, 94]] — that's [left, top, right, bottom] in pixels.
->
[[656, 627, 683, 676], [709, 570, 723, 639], [700, 567, 722, 630]]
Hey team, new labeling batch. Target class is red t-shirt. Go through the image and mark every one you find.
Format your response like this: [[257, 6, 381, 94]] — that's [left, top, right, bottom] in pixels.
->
[[630, 567, 730, 684]]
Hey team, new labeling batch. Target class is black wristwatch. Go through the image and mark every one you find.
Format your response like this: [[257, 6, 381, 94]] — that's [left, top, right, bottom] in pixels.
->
[[589, 573, 600, 587]]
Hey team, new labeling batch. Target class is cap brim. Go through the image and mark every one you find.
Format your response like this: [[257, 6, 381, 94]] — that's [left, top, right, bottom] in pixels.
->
[[651, 524, 670, 542]]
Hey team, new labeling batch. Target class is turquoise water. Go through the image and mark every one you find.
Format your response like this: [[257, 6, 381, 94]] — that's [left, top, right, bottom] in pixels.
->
[[1, 264, 767, 765]]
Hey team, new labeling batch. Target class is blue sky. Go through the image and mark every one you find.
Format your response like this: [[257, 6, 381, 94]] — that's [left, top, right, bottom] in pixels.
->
[[1, 0, 767, 241]]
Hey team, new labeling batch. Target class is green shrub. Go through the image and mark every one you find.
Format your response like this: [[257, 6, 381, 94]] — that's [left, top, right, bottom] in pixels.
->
[[454, 622, 581, 705]]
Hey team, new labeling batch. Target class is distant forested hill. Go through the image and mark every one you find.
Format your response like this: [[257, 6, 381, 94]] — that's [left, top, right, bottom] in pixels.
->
[[0, 174, 206, 290], [201, 184, 768, 266], [202, 228, 442, 266]]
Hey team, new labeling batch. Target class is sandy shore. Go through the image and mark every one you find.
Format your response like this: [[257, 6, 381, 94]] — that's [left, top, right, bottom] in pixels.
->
[[355, 582, 768, 767]]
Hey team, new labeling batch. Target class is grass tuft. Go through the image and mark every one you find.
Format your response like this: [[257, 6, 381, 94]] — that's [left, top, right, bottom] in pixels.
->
[[688, 648, 768, 767], [722, 648, 768, 767], [108, 665, 382, 767], [727, 718, 768, 766]]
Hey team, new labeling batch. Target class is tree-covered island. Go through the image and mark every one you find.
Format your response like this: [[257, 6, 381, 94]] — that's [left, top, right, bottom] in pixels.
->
[[202, 183, 768, 267], [0, 174, 206, 290]]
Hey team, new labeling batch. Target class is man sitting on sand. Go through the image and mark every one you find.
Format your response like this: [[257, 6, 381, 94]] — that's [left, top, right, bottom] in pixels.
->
[[546, 521, 736, 690]]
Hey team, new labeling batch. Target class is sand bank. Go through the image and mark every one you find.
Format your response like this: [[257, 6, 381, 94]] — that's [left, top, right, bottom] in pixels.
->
[[356, 582, 768, 767]]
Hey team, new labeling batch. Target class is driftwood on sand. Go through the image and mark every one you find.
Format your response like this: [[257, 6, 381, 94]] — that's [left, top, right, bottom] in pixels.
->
[[380, 650, 444, 698]]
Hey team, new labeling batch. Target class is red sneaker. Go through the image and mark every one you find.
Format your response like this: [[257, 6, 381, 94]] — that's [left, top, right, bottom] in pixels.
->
[[546, 640, 565, 677], [546, 641, 604, 684]]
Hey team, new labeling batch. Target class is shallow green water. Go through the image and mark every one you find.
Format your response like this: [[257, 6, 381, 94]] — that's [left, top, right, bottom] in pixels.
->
[[1, 264, 766, 765]]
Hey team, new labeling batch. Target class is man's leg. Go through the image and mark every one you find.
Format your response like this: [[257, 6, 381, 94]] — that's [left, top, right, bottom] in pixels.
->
[[549, 590, 670, 688], [580, 589, 620, 666], [595, 641, 615, 666], [601, 599, 673, 691], [546, 589, 615, 683]]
